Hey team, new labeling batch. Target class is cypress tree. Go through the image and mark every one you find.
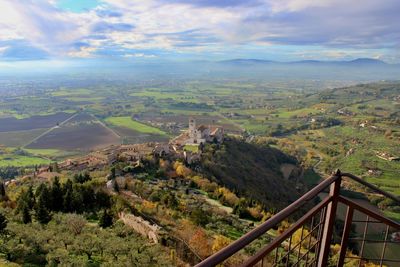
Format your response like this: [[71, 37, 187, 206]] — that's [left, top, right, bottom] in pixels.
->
[[51, 176, 63, 211], [113, 180, 119, 193], [63, 179, 73, 212], [35, 184, 52, 224], [22, 205, 31, 224], [0, 182, 6, 199], [71, 185, 84, 213], [35, 183, 51, 210], [110, 167, 116, 180], [0, 212, 7, 233], [98, 209, 113, 228], [35, 201, 51, 224]]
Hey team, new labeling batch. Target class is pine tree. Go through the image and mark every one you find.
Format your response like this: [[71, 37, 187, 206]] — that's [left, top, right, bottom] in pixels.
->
[[113, 180, 119, 193], [35, 184, 52, 224], [0, 182, 6, 199], [22, 205, 31, 224], [26, 186, 35, 209], [63, 179, 73, 212], [0, 212, 7, 233], [51, 176, 63, 211], [98, 209, 113, 228], [35, 183, 51, 210], [35, 199, 51, 224], [110, 167, 116, 180], [71, 185, 84, 213]]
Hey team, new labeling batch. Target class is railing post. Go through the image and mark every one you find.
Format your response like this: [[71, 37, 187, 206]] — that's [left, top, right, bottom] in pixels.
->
[[318, 170, 342, 267], [337, 206, 354, 267]]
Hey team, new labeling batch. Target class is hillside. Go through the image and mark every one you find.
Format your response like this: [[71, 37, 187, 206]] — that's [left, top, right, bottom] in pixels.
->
[[199, 139, 302, 209]]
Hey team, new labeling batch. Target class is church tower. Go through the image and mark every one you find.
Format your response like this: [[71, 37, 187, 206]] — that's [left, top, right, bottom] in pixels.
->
[[189, 117, 196, 139]]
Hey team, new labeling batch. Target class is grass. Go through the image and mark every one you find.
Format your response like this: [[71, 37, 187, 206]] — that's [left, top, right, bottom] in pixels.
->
[[0, 259, 19, 267], [24, 148, 62, 157], [51, 88, 93, 96], [0, 154, 51, 167], [105, 116, 167, 136], [184, 144, 199, 153]]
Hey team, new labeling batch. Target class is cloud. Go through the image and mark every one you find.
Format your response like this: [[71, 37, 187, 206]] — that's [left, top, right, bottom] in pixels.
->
[[68, 46, 97, 58], [0, 0, 398, 62], [123, 53, 156, 58]]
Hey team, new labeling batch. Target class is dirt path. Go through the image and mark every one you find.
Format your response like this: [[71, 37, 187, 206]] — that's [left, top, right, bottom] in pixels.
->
[[89, 114, 121, 138], [215, 112, 246, 132]]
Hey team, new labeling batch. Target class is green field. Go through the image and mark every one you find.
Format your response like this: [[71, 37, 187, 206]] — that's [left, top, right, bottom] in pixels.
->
[[105, 116, 168, 136], [0, 154, 51, 167]]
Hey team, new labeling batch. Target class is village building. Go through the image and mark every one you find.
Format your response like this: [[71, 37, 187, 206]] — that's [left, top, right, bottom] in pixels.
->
[[186, 118, 224, 145]]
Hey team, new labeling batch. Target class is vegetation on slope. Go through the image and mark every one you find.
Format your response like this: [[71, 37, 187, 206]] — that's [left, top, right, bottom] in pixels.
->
[[199, 139, 301, 209]]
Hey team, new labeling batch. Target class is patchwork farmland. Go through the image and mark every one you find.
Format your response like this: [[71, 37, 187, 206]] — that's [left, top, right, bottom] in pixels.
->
[[26, 113, 120, 151]]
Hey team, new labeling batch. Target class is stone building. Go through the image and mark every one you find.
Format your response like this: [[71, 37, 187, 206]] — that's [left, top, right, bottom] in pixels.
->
[[186, 117, 224, 145]]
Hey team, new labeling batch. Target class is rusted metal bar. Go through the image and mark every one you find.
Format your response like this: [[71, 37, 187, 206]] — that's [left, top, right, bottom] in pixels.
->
[[241, 196, 333, 267], [318, 170, 342, 267], [297, 225, 305, 262], [348, 238, 399, 243], [346, 256, 400, 262], [196, 175, 339, 267], [305, 216, 315, 264], [379, 225, 389, 267], [286, 235, 292, 266], [358, 216, 369, 267], [338, 196, 400, 229], [342, 173, 400, 204], [292, 240, 319, 266], [337, 205, 354, 267], [314, 207, 326, 265]]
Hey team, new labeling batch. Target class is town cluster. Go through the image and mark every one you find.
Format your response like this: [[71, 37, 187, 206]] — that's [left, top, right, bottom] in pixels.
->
[[33, 118, 224, 178]]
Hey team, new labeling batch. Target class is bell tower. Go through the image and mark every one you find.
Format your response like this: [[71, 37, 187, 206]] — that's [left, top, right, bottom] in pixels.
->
[[189, 117, 196, 139]]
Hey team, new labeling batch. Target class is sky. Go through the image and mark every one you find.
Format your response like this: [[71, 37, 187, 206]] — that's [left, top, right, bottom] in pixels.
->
[[0, 0, 399, 65]]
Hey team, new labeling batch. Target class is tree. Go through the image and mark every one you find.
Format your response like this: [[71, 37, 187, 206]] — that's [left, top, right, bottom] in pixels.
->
[[113, 180, 120, 193], [35, 185, 52, 224], [51, 176, 63, 212], [35, 183, 51, 210], [22, 205, 32, 224], [189, 229, 211, 258], [74, 173, 91, 184], [212, 235, 231, 253], [63, 179, 73, 212], [110, 167, 116, 180], [65, 214, 86, 235], [99, 209, 113, 228], [190, 208, 209, 226], [0, 182, 6, 200], [0, 212, 7, 233]]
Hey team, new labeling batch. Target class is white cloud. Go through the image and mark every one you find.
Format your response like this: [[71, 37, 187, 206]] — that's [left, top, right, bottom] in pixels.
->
[[0, 46, 9, 54], [0, 0, 398, 61], [123, 53, 156, 58], [68, 46, 97, 58]]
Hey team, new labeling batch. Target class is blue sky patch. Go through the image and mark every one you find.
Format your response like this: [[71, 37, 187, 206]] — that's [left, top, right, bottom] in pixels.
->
[[56, 0, 100, 12]]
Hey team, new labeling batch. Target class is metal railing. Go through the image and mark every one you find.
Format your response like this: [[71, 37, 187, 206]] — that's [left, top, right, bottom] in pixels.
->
[[196, 171, 400, 267]]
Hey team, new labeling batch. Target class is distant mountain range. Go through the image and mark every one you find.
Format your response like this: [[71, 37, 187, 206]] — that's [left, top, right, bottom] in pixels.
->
[[219, 58, 393, 66]]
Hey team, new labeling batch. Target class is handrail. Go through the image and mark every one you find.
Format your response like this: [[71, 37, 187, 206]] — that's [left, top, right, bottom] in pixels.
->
[[338, 196, 400, 229], [195, 174, 340, 267], [342, 172, 400, 204], [196, 171, 400, 267], [241, 195, 333, 267]]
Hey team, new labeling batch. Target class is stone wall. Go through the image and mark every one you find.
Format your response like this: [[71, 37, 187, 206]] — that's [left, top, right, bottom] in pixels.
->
[[119, 212, 161, 243]]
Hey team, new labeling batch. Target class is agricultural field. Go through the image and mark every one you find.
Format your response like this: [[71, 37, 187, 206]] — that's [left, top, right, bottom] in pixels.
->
[[0, 112, 71, 132], [26, 113, 120, 151], [0, 153, 50, 167], [105, 116, 168, 136]]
